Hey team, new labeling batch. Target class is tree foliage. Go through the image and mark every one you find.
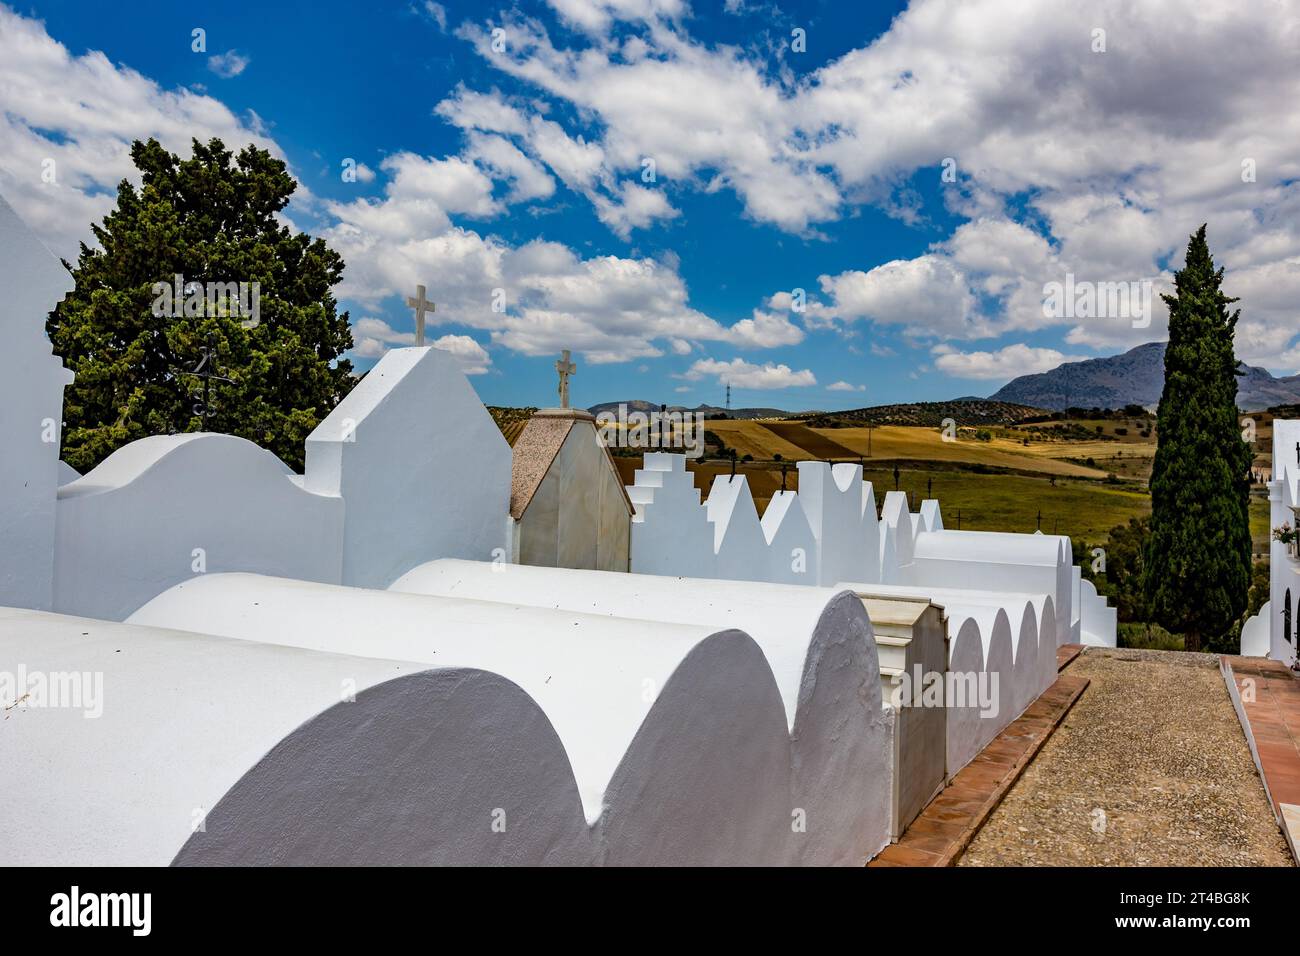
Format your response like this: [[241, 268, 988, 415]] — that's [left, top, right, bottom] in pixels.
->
[[1142, 225, 1253, 652], [48, 137, 355, 472]]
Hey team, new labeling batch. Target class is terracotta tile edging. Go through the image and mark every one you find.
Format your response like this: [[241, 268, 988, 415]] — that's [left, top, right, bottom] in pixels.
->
[[867, 672, 1090, 867], [1220, 655, 1300, 865]]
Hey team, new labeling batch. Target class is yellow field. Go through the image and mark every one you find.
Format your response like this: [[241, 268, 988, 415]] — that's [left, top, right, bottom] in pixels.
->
[[820, 426, 1111, 478], [703, 420, 810, 461], [705, 419, 1150, 479]]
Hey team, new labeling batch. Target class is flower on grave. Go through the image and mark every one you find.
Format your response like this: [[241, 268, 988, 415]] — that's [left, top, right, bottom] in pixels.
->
[[1272, 522, 1297, 545]]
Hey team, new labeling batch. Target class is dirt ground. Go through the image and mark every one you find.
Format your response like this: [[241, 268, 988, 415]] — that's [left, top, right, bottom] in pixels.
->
[[959, 649, 1293, 866]]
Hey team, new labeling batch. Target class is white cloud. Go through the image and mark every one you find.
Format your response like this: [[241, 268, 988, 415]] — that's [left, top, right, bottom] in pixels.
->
[[417, 1, 448, 32], [721, 298, 805, 349], [819, 254, 986, 339], [382, 152, 500, 218], [323, 143, 805, 363], [444, 0, 1300, 371], [930, 343, 1085, 381], [454, 16, 840, 234], [0, 6, 285, 259], [683, 357, 816, 389], [827, 381, 866, 392], [544, 0, 687, 35], [351, 317, 492, 374], [464, 131, 555, 203], [429, 333, 492, 374], [591, 181, 679, 239], [207, 50, 250, 79]]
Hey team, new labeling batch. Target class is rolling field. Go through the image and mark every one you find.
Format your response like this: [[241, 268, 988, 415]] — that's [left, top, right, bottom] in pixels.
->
[[758, 422, 859, 459], [816, 426, 1110, 478], [709, 419, 1137, 479]]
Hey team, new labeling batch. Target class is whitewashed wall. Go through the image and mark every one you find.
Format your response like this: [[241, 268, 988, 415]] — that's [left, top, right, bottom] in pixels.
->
[[304, 345, 512, 588], [0, 195, 74, 612], [626, 453, 1111, 647], [627, 453, 717, 578], [54, 434, 344, 620], [1269, 419, 1300, 664], [39, 345, 511, 621]]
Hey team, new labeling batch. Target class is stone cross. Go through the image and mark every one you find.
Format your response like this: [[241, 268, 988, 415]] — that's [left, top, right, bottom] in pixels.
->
[[405, 284, 435, 347], [555, 349, 576, 408]]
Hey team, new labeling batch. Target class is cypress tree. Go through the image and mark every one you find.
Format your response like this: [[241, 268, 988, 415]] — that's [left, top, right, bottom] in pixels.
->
[[1143, 225, 1253, 652], [47, 137, 355, 473]]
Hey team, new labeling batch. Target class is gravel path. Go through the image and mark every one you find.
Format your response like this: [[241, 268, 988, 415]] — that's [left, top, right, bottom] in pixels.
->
[[959, 648, 1292, 867]]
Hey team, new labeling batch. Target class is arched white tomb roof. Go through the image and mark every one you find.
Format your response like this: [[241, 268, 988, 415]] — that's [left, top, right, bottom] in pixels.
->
[[389, 557, 894, 866], [129, 574, 797, 866]]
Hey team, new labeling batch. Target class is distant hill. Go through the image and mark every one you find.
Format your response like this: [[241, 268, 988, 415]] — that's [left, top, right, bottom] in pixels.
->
[[587, 399, 791, 420], [989, 342, 1300, 411], [796, 399, 1049, 428]]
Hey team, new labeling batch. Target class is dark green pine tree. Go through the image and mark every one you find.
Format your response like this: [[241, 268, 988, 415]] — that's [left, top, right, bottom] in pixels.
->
[[1143, 225, 1253, 652], [47, 137, 355, 473]]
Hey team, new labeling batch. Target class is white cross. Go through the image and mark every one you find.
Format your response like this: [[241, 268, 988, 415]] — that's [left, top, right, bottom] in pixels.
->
[[405, 283, 435, 347], [555, 349, 576, 408]]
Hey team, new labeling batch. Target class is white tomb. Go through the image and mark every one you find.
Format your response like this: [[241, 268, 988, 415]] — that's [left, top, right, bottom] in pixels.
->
[[387, 557, 894, 864], [130, 573, 803, 866], [856, 596, 947, 839], [0, 606, 593, 866]]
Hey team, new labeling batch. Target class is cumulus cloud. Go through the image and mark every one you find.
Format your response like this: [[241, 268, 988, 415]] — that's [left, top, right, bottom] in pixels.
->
[[351, 317, 492, 373], [444, 0, 1300, 370], [819, 254, 987, 339], [683, 357, 816, 389], [827, 381, 866, 392], [930, 343, 1086, 381], [9, 0, 1300, 385], [0, 6, 284, 259], [429, 333, 493, 374]]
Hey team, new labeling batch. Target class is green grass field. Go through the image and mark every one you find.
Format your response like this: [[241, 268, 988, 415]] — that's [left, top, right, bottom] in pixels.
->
[[861, 468, 1151, 542]]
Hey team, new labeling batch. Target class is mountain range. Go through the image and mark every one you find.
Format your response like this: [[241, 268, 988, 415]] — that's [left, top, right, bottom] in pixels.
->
[[989, 342, 1300, 411]]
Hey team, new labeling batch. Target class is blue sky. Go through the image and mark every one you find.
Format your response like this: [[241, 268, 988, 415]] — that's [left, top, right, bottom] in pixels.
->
[[4, 0, 1298, 410]]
